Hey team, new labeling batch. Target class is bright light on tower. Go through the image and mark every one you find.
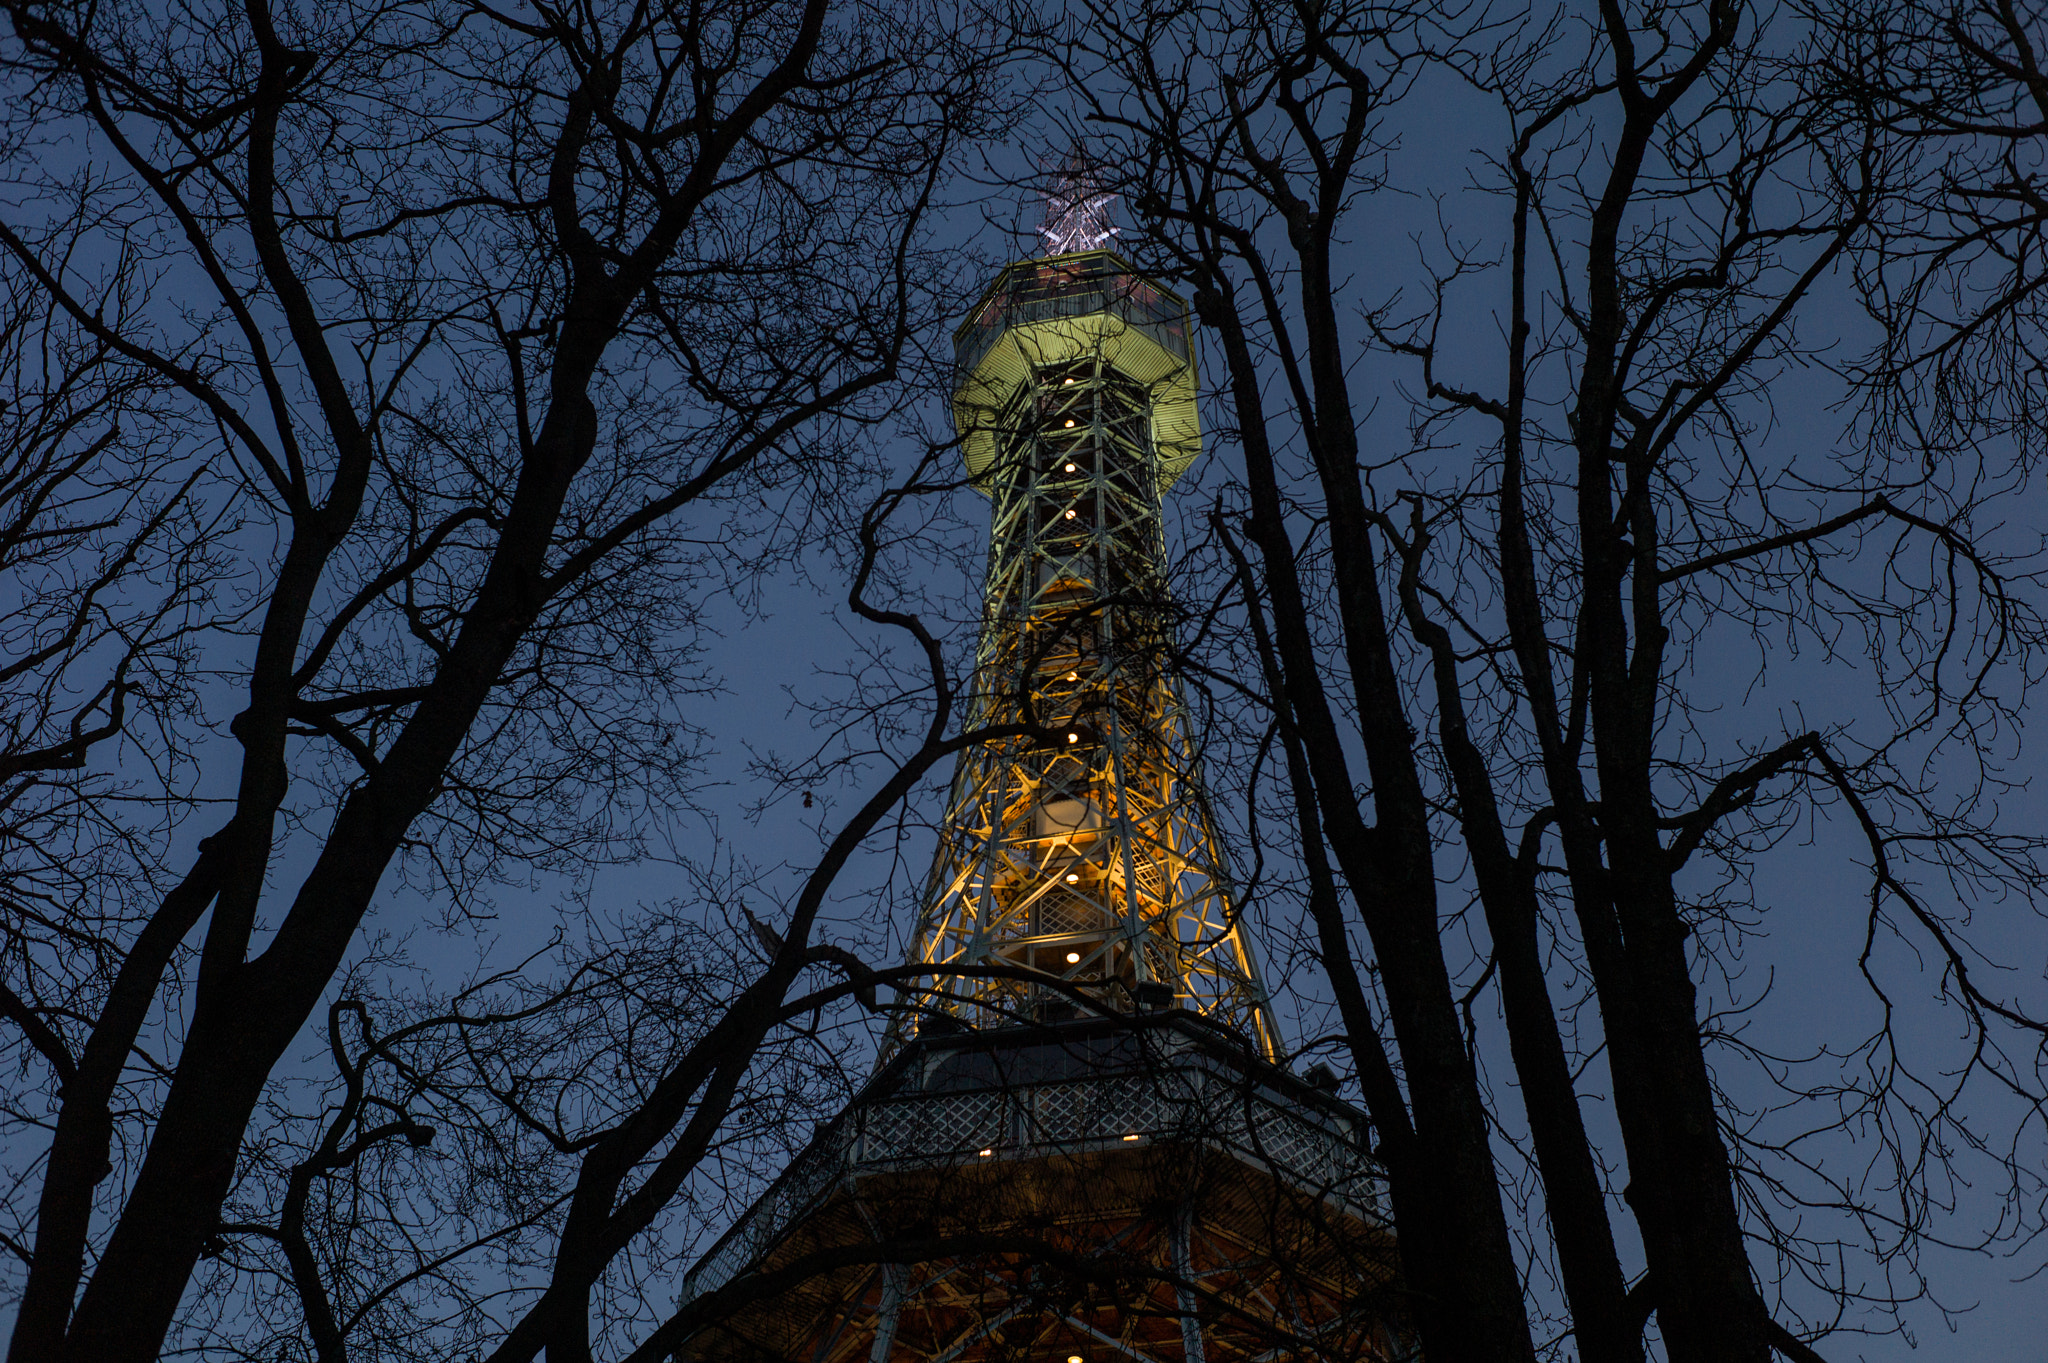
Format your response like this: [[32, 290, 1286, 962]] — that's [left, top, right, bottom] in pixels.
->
[[1037, 143, 1118, 257]]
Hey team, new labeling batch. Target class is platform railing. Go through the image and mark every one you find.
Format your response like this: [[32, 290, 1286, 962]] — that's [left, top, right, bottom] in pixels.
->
[[679, 1046, 1386, 1304], [953, 256, 1192, 379]]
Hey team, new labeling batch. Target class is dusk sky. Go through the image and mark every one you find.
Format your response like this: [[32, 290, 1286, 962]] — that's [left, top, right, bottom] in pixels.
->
[[2, 3, 2043, 1360]]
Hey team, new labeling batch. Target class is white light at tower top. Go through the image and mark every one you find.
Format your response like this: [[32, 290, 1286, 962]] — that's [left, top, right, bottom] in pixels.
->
[[1037, 147, 1118, 256]]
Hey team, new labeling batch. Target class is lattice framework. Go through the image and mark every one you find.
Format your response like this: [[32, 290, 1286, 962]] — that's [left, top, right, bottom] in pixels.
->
[[896, 273, 1276, 1054]]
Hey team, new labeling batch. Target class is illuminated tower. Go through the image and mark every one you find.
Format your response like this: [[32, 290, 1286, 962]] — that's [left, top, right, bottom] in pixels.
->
[[673, 168, 1403, 1363], [893, 185, 1274, 1057]]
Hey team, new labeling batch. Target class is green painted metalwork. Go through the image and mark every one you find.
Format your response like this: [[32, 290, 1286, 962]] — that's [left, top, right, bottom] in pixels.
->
[[951, 251, 1200, 495]]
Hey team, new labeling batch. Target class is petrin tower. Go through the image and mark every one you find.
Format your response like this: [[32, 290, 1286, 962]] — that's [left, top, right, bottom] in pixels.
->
[[674, 175, 1402, 1363]]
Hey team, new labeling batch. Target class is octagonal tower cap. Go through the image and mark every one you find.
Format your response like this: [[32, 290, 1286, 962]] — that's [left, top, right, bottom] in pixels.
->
[[950, 250, 1200, 497]]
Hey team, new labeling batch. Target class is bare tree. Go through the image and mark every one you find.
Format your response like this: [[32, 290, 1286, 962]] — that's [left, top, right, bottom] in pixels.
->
[[5, 0, 2040, 1359], [0, 0, 1015, 1358], [1824, 0, 2048, 469], [0, 252, 217, 1159], [1033, 0, 2048, 1360]]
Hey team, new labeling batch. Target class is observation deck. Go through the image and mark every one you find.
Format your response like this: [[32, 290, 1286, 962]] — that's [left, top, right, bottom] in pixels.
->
[[952, 251, 1199, 494], [677, 1011, 1394, 1363]]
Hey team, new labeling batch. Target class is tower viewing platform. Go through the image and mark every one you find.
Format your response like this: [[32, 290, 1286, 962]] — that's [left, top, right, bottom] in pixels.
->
[[676, 1011, 1392, 1363], [952, 251, 1199, 494]]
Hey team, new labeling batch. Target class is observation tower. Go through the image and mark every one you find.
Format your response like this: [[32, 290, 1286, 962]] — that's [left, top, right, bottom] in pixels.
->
[[673, 166, 1405, 1363]]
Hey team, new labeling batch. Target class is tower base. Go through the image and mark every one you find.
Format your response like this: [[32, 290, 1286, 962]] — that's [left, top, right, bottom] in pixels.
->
[[675, 1012, 1407, 1363]]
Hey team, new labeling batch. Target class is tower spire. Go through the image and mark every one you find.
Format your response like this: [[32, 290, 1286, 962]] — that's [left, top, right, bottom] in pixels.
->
[[1037, 143, 1119, 257]]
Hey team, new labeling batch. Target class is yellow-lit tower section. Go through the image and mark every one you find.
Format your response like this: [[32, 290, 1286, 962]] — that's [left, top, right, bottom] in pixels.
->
[[897, 207, 1276, 1057]]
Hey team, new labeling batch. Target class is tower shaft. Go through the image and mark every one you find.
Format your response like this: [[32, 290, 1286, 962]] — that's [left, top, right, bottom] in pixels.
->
[[901, 251, 1275, 1056]]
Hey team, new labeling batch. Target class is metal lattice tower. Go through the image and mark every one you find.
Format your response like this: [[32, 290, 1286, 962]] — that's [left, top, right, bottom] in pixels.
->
[[893, 248, 1278, 1057], [670, 198, 1405, 1363]]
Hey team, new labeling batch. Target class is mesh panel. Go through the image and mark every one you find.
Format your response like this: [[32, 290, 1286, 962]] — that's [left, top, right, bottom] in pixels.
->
[[1026, 1076, 1186, 1145], [1037, 889, 1104, 934], [862, 1091, 1008, 1161], [1245, 1101, 1379, 1207], [1029, 1081, 1098, 1142], [774, 1128, 850, 1220], [1091, 1080, 1177, 1140]]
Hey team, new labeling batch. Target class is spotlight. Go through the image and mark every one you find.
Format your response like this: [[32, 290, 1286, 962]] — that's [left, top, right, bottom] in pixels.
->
[[1064, 462, 1077, 473], [1064, 508, 1078, 519], [1065, 872, 1080, 884], [1066, 732, 1079, 744], [1065, 951, 1082, 964], [1121, 1133, 1142, 1142], [978, 1148, 994, 1157]]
